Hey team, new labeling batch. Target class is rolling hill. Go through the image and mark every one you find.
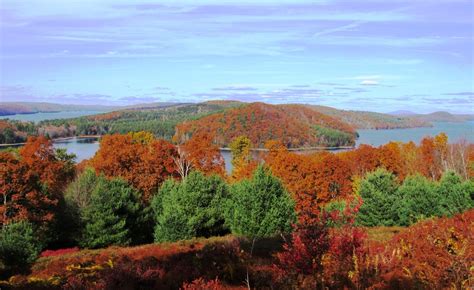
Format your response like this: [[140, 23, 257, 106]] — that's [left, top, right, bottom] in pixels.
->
[[308, 105, 430, 129], [403, 111, 473, 123], [175, 102, 357, 148], [4, 100, 468, 147]]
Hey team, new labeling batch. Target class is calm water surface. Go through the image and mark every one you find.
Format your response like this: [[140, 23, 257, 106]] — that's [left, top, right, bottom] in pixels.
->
[[52, 121, 473, 170], [356, 121, 473, 146], [1, 110, 106, 123], [53, 138, 100, 162]]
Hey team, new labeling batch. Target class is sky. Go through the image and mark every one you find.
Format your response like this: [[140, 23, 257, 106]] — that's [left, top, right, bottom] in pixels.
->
[[0, 0, 473, 114]]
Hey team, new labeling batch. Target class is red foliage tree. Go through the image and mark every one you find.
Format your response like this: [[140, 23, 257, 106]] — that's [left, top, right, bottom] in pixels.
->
[[274, 200, 368, 289]]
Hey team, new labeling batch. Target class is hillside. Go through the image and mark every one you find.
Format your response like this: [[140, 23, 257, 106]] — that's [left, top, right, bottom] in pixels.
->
[[308, 105, 430, 129], [175, 102, 357, 148], [407, 111, 474, 123], [35, 101, 243, 140]]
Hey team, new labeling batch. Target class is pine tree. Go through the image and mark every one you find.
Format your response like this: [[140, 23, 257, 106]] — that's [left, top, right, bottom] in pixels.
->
[[80, 178, 143, 248], [225, 165, 295, 237], [356, 168, 400, 226]]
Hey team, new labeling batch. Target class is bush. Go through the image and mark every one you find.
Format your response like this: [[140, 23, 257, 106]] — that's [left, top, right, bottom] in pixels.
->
[[225, 165, 295, 237], [152, 171, 229, 242], [0, 221, 41, 272], [274, 205, 368, 289], [80, 177, 144, 248], [357, 168, 400, 226], [376, 210, 473, 289]]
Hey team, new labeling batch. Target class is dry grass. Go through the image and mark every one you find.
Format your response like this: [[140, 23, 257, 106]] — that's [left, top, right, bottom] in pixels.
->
[[366, 226, 404, 242]]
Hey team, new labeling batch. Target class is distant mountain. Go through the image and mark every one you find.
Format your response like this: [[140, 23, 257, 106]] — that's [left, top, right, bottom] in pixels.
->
[[400, 111, 474, 123], [308, 105, 429, 129], [387, 110, 417, 116], [0, 102, 120, 116], [122, 102, 182, 111]]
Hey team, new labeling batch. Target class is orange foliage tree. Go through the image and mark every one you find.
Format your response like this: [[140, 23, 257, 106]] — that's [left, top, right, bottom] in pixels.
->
[[91, 133, 178, 202], [339, 144, 379, 178], [0, 136, 74, 230], [265, 143, 352, 222], [377, 142, 407, 180], [180, 132, 225, 177]]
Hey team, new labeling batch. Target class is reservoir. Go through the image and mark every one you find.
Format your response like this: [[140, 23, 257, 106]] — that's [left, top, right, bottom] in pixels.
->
[[48, 121, 473, 173]]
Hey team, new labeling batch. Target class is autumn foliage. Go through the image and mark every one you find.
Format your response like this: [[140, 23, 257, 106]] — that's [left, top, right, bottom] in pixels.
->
[[0, 136, 74, 230], [265, 144, 353, 222], [179, 132, 225, 177], [175, 102, 356, 148], [90, 133, 178, 202]]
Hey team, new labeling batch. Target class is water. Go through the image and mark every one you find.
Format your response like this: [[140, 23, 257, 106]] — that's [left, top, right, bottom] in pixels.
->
[[356, 121, 474, 147], [53, 138, 100, 162], [1, 110, 107, 123], [52, 137, 234, 170], [28, 121, 473, 168]]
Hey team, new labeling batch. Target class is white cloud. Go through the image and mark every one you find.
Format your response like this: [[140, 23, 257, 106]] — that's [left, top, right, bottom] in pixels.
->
[[360, 80, 379, 86]]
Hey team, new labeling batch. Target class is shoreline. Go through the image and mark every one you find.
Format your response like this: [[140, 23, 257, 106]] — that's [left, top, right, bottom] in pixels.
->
[[0, 135, 353, 151], [0, 135, 102, 148]]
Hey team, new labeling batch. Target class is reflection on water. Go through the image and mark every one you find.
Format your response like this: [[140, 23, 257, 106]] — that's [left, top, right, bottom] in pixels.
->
[[53, 138, 100, 163]]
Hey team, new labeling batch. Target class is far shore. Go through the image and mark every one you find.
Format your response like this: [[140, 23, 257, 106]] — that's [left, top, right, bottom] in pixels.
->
[[0, 135, 102, 148]]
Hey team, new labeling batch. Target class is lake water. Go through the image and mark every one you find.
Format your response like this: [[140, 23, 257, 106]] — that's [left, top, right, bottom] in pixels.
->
[[1, 110, 106, 123], [45, 121, 473, 170], [53, 138, 100, 162], [356, 121, 473, 147]]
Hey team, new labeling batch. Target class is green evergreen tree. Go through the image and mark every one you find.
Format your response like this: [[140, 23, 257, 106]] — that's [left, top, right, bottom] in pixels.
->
[[63, 167, 101, 243], [225, 165, 295, 237], [437, 171, 474, 216], [152, 171, 229, 242], [80, 178, 143, 248], [396, 174, 440, 226], [356, 168, 400, 226], [0, 221, 41, 271]]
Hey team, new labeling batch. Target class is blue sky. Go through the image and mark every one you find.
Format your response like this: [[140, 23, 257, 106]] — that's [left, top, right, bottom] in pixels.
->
[[0, 0, 473, 113]]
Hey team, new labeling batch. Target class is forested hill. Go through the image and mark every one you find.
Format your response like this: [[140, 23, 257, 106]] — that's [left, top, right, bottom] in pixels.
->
[[308, 105, 430, 129], [175, 102, 357, 148], [32, 101, 243, 140], [404, 111, 474, 123], [1, 100, 452, 146]]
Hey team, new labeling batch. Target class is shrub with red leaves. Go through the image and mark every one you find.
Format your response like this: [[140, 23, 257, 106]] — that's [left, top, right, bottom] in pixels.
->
[[181, 277, 224, 290], [40, 247, 79, 258], [274, 198, 373, 289], [375, 209, 474, 289]]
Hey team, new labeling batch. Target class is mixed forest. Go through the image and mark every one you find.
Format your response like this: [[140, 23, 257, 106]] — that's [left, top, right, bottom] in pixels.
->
[[0, 100, 455, 147], [0, 125, 473, 289]]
